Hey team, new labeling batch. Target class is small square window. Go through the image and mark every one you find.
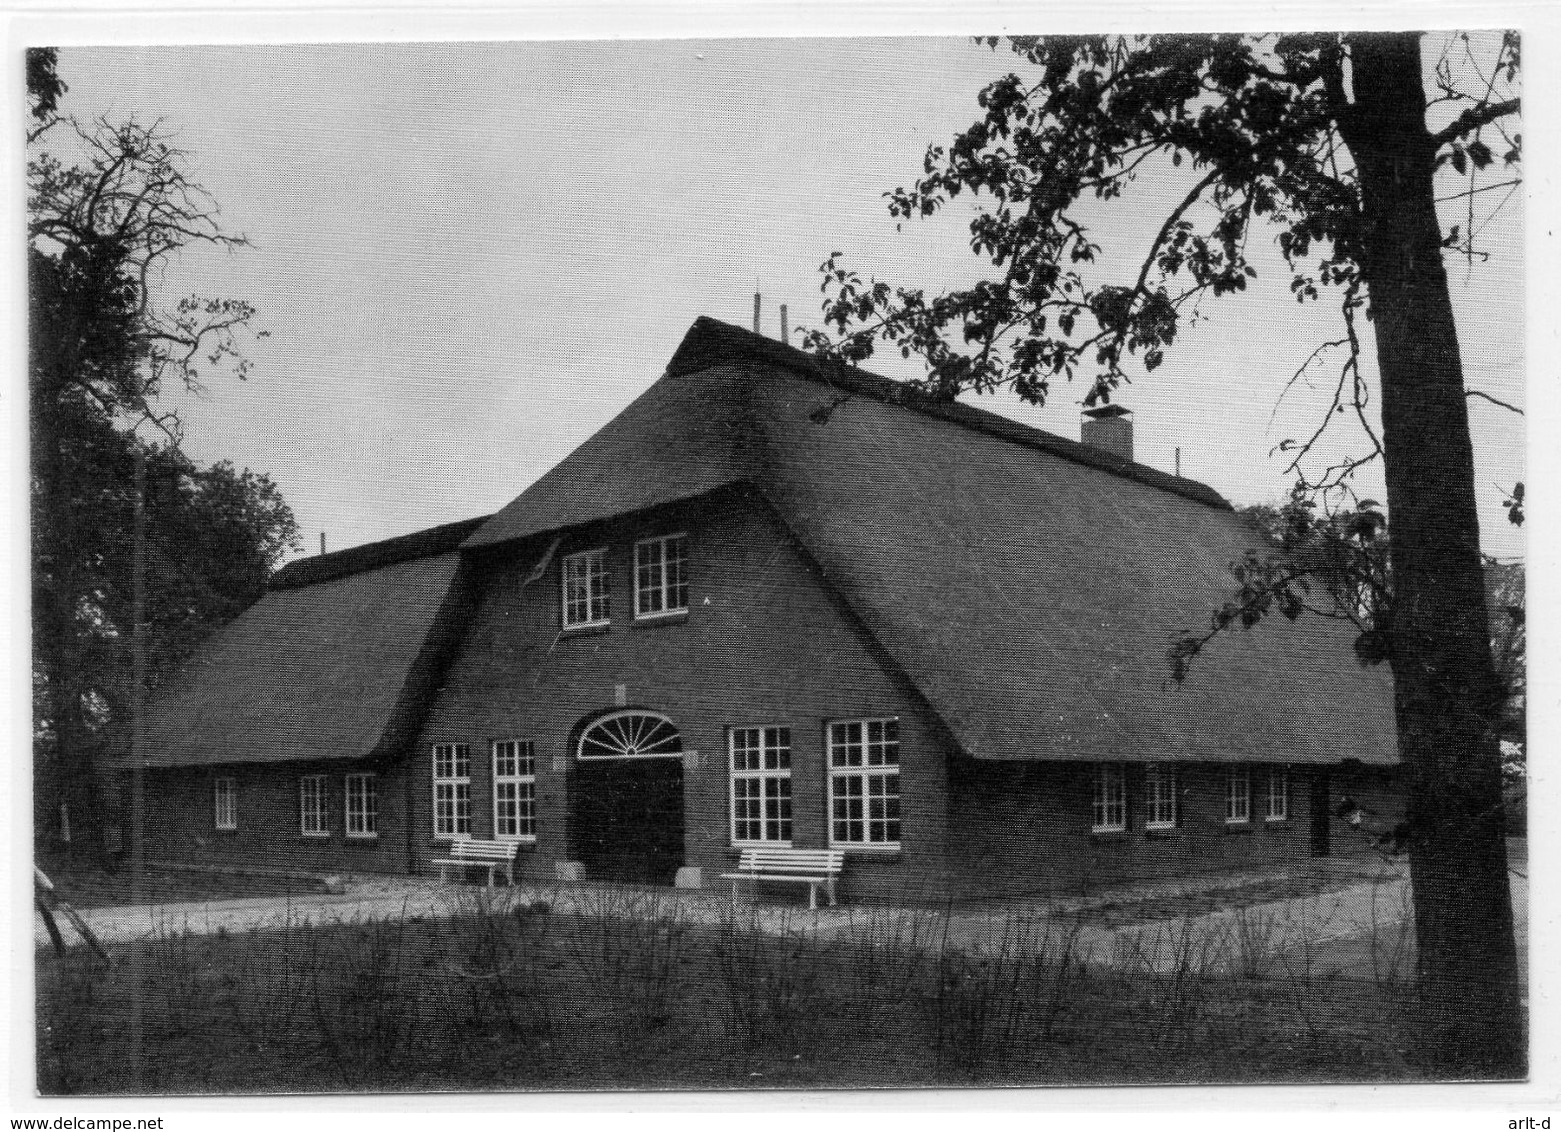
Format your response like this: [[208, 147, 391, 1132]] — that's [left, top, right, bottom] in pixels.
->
[[1145, 765, 1178, 830], [214, 777, 237, 831], [1092, 763, 1125, 833], [346, 773, 378, 839], [562, 549, 610, 627], [300, 775, 328, 837], [1225, 766, 1251, 824], [1265, 766, 1289, 821], [634, 534, 689, 619]]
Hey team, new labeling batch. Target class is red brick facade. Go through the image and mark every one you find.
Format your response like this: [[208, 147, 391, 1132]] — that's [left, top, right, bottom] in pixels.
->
[[140, 758, 408, 876], [406, 487, 954, 899], [139, 484, 1403, 900]]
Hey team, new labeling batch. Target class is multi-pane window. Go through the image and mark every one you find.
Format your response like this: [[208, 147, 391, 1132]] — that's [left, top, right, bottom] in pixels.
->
[[346, 773, 378, 839], [299, 775, 328, 837], [634, 534, 689, 618], [432, 743, 471, 839], [730, 727, 793, 845], [1092, 763, 1125, 832], [828, 719, 900, 846], [1145, 765, 1178, 830], [492, 740, 537, 841], [1225, 765, 1251, 824], [214, 776, 237, 831], [562, 549, 610, 628], [1265, 766, 1289, 821]]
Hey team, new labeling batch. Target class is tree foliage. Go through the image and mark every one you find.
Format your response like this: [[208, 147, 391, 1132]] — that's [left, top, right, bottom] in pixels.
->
[[805, 32, 1518, 493], [28, 48, 299, 846], [1178, 493, 1523, 740], [804, 32, 1523, 1077], [1167, 490, 1390, 682]]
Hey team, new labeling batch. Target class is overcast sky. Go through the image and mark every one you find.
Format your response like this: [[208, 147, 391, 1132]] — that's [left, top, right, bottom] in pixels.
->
[[43, 34, 1525, 562]]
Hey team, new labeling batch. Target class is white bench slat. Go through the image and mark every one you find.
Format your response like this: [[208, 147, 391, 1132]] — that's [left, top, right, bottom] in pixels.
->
[[721, 847, 845, 910], [451, 842, 517, 860], [432, 839, 520, 886]]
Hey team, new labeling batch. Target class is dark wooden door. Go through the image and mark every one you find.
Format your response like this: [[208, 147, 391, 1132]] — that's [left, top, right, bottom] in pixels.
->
[[571, 757, 685, 884], [1309, 769, 1331, 857]]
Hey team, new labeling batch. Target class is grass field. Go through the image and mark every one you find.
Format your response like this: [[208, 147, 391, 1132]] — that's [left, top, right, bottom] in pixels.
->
[[35, 884, 1453, 1094]]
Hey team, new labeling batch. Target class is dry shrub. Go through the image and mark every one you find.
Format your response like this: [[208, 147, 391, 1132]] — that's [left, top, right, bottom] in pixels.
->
[[308, 905, 423, 1085], [713, 904, 827, 1054], [558, 887, 689, 1047]]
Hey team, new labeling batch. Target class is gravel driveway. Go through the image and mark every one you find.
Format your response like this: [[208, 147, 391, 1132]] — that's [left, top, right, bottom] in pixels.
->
[[36, 851, 1479, 981]]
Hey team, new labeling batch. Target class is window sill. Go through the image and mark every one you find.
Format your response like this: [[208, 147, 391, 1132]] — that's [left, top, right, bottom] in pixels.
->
[[1264, 816, 1290, 824], [346, 833, 379, 842], [300, 832, 331, 840], [631, 610, 689, 628], [831, 844, 902, 857], [560, 622, 611, 638]]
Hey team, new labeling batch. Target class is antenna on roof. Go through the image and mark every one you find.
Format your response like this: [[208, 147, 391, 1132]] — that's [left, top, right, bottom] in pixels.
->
[[1175, 447, 1182, 477], [780, 304, 788, 344], [320, 532, 327, 556], [753, 291, 761, 335]]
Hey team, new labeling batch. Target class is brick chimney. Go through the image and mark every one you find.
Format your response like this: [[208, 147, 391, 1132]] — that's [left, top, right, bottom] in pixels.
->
[[1081, 404, 1133, 462]]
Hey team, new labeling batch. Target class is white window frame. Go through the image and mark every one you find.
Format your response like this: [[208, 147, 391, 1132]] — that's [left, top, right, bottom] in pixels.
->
[[345, 773, 378, 839], [214, 776, 237, 831], [577, 710, 684, 760], [1265, 766, 1290, 821], [1145, 765, 1178, 831], [561, 549, 610, 628], [827, 717, 901, 848], [492, 739, 537, 842], [1092, 763, 1126, 833], [299, 774, 328, 837], [729, 726, 793, 846], [432, 743, 471, 840], [1225, 765, 1252, 824], [633, 533, 689, 620]]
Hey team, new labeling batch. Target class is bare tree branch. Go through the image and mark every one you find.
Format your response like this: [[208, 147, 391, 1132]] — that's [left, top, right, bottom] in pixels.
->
[[1430, 97, 1521, 146], [1466, 389, 1524, 415]]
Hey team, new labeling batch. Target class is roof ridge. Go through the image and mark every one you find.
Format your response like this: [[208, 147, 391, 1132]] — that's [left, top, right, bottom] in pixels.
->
[[270, 515, 491, 590], [666, 316, 1232, 512]]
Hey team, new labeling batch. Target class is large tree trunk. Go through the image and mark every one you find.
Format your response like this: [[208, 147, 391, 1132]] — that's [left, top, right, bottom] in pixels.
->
[[33, 431, 103, 854], [31, 286, 109, 860], [1342, 32, 1522, 1077]]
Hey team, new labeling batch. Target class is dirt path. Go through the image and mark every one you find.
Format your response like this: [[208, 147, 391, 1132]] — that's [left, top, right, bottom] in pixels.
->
[[35, 854, 1455, 979]]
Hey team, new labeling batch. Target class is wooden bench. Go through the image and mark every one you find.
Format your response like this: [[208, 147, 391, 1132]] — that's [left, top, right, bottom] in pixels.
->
[[721, 847, 845, 910], [431, 839, 519, 887]]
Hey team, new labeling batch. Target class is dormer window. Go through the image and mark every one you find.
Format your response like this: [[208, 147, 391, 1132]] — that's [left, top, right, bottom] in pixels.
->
[[634, 534, 689, 619], [562, 549, 610, 628]]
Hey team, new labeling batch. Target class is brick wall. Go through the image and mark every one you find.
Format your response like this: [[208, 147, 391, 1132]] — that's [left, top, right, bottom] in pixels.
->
[[409, 487, 954, 899], [947, 758, 1401, 899], [139, 758, 409, 875], [135, 481, 1404, 899]]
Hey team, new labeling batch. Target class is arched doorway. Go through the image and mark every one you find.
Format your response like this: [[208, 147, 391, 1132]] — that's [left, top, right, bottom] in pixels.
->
[[569, 710, 685, 885]]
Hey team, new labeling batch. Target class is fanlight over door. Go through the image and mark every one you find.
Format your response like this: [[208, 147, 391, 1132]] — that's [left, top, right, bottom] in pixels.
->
[[577, 711, 683, 760]]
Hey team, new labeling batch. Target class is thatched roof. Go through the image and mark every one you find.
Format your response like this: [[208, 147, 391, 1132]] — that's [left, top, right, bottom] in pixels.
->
[[270, 515, 489, 590], [467, 317, 1398, 767], [137, 541, 473, 769]]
